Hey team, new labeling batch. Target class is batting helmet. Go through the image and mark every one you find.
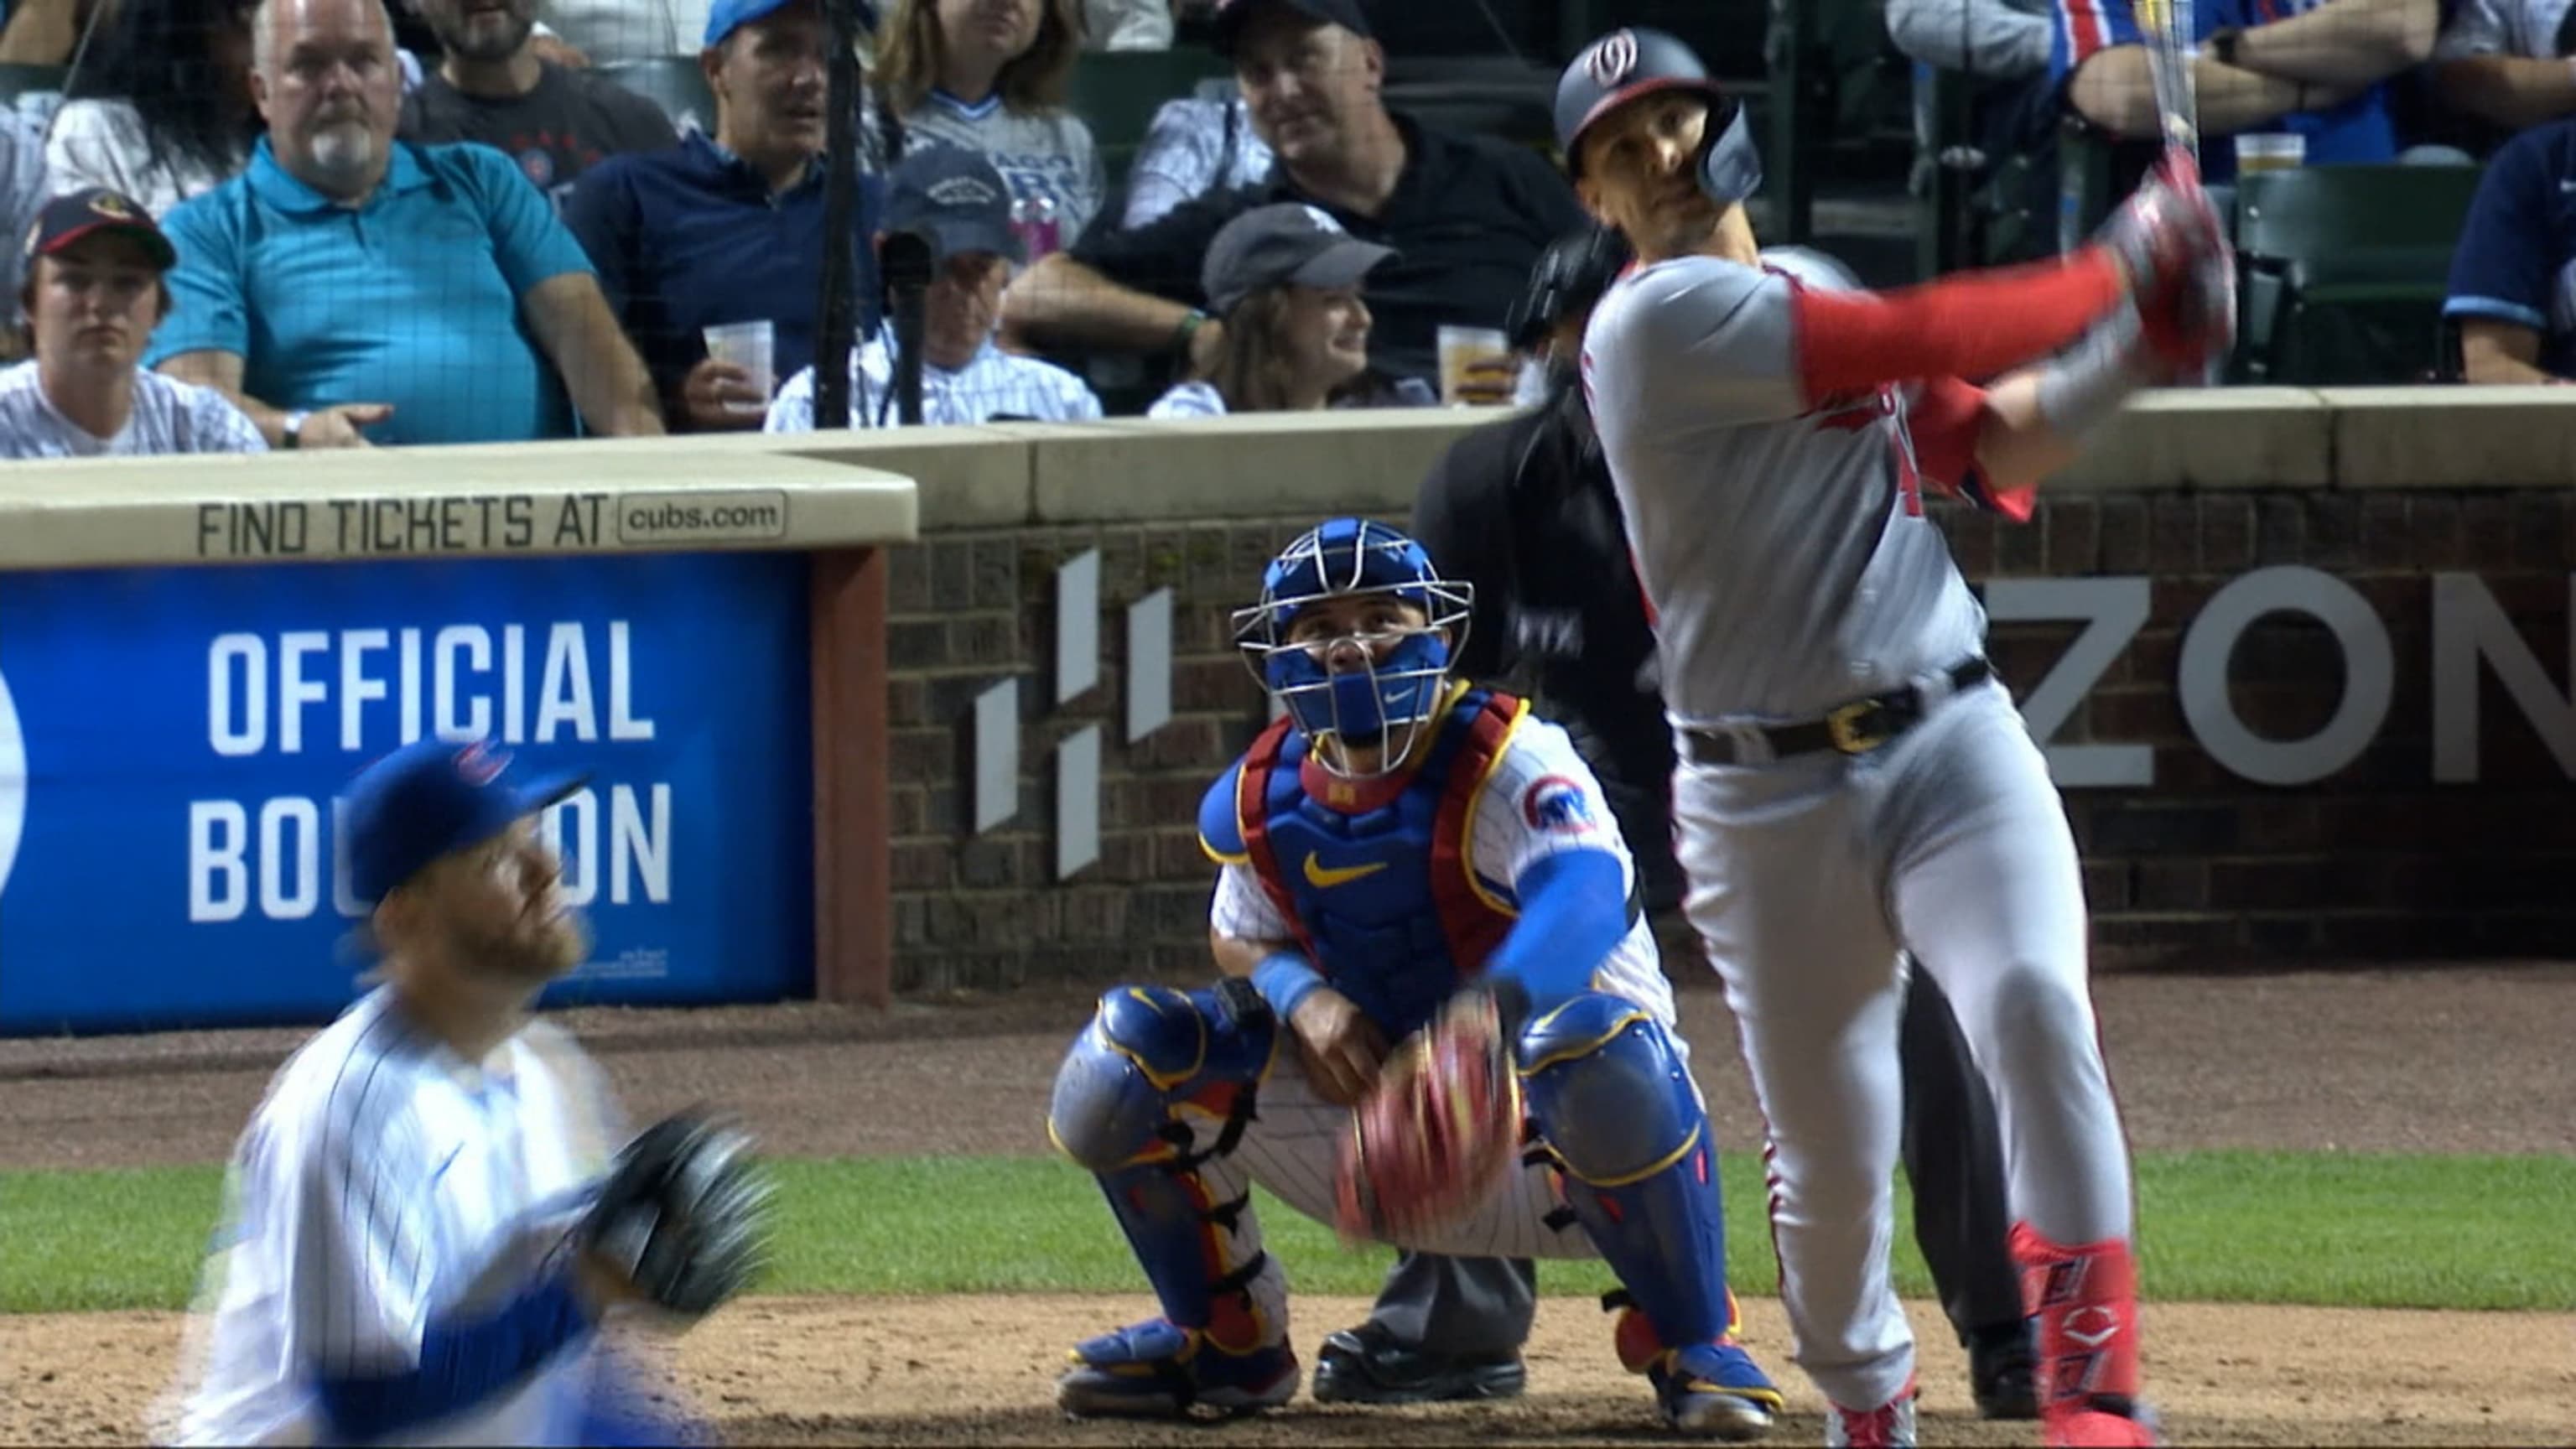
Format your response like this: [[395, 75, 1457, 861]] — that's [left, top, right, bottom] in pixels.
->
[[1505, 224, 1634, 351], [1553, 28, 1763, 204]]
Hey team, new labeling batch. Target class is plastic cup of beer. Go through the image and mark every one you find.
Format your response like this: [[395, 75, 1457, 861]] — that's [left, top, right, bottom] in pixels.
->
[[2234, 132, 2306, 174], [702, 319, 776, 414], [1437, 325, 1514, 407]]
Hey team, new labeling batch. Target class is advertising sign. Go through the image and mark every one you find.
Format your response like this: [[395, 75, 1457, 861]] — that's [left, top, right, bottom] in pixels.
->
[[0, 553, 813, 1034]]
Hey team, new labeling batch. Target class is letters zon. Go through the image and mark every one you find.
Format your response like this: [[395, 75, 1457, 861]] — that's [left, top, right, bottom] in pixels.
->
[[1997, 566, 2576, 787]]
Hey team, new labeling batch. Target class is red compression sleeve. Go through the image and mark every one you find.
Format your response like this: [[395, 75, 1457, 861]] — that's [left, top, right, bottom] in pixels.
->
[[1909, 376, 2036, 522], [1791, 247, 2122, 406]]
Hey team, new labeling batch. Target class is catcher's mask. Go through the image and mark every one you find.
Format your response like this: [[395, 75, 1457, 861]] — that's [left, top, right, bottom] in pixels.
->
[[1555, 27, 1763, 205], [1233, 517, 1473, 779]]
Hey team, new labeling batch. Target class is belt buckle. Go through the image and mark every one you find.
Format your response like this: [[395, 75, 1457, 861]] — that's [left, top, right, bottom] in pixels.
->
[[1825, 699, 1891, 755]]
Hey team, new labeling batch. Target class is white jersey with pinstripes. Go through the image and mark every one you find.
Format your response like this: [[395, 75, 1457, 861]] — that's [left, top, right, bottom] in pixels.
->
[[1579, 247, 1988, 727], [1202, 713, 1687, 1260], [167, 988, 622, 1446]]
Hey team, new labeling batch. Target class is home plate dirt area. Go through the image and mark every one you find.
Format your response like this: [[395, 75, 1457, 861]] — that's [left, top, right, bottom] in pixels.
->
[[4, 966, 2572, 1446]]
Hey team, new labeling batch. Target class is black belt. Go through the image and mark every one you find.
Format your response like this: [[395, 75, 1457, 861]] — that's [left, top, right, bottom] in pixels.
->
[[1682, 658, 1992, 766]]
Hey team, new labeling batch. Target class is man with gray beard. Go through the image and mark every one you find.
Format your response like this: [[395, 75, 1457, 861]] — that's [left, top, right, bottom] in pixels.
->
[[148, 0, 665, 446], [401, 0, 678, 213]]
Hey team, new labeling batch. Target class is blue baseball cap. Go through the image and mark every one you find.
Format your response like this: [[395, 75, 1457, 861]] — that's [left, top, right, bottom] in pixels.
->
[[704, 0, 870, 48], [885, 144, 1025, 265], [344, 738, 586, 905]]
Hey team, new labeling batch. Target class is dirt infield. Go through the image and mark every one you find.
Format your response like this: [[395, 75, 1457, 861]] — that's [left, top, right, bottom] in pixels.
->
[[4, 965, 2573, 1446]]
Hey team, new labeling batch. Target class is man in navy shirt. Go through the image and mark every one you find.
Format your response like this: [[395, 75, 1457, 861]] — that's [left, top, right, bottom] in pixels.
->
[[562, 0, 881, 431], [2055, 0, 2438, 180], [2444, 115, 2576, 381]]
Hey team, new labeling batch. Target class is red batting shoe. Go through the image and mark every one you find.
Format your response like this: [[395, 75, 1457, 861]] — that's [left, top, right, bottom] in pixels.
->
[[1824, 1379, 1918, 1449], [2047, 1396, 2164, 1447]]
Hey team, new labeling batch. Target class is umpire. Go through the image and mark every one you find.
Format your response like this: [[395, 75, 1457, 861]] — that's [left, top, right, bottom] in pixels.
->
[[1400, 226, 2040, 1421]]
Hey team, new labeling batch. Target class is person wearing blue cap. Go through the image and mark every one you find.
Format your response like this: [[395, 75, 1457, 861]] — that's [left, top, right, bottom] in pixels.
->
[[161, 738, 735, 1447], [562, 0, 885, 432], [764, 143, 1102, 428]]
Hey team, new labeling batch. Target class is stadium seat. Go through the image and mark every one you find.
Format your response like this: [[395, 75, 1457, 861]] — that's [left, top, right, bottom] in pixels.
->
[[601, 56, 718, 137], [1381, 54, 1558, 157], [1067, 45, 1233, 195], [2231, 164, 2484, 386]]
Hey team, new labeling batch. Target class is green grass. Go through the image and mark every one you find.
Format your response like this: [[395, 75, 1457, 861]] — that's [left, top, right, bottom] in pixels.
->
[[6, 1150, 2570, 1316]]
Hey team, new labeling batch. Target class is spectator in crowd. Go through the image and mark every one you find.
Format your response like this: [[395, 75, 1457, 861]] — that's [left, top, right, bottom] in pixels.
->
[[1004, 0, 1584, 403], [2057, 0, 2440, 179], [1121, 86, 1271, 226], [0, 188, 266, 456], [149, 0, 663, 447], [0, 106, 46, 361], [532, 0, 715, 63], [400, 0, 677, 211], [44, 0, 262, 217], [2430, 0, 2576, 135], [1890, 0, 2061, 261], [2443, 114, 2576, 381], [766, 145, 1098, 428], [0, 0, 106, 65], [1145, 200, 1378, 417], [1083, 0, 1170, 49], [563, 0, 882, 432], [874, 0, 1104, 256]]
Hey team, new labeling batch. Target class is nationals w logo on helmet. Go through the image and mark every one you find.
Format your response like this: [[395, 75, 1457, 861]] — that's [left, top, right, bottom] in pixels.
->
[[1583, 29, 1640, 88]]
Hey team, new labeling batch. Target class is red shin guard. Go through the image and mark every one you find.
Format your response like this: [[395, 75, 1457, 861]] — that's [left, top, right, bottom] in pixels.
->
[[2008, 1223, 2141, 1407]]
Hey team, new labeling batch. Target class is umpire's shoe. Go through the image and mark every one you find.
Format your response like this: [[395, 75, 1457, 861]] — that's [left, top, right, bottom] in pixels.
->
[[1310, 1322, 1528, 1405], [1968, 1322, 2040, 1420], [1057, 1318, 1297, 1420]]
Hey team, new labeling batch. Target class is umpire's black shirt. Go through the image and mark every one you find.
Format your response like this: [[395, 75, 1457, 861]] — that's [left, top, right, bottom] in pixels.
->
[[1071, 111, 1589, 388], [1411, 382, 1686, 911]]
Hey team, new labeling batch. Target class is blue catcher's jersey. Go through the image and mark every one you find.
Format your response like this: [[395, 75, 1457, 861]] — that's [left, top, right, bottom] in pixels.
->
[[1199, 686, 1528, 1043]]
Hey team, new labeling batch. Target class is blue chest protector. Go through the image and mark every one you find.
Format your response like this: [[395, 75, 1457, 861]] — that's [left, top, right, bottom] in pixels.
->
[[1199, 688, 1523, 1044]]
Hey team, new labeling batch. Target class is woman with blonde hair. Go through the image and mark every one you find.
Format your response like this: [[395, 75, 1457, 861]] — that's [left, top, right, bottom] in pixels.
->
[[1148, 201, 1391, 418], [873, 0, 1104, 257]]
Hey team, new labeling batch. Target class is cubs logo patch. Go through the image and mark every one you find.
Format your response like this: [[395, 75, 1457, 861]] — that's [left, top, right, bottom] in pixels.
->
[[517, 149, 555, 188], [1521, 774, 1597, 834], [455, 740, 509, 785], [1584, 29, 1640, 89]]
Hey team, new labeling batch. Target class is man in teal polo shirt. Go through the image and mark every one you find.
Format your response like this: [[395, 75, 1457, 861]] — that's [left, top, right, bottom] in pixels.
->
[[149, 0, 664, 449]]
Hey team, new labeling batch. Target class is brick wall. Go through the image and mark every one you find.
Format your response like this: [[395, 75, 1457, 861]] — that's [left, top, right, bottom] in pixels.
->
[[883, 492, 2576, 992]]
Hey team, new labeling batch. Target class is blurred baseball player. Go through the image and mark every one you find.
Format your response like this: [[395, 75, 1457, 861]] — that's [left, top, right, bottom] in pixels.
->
[[1048, 517, 1784, 1438], [161, 737, 766, 1446], [1550, 28, 2232, 1449]]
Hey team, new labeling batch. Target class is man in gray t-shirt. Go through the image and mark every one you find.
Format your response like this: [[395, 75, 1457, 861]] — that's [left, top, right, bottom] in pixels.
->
[[401, 0, 678, 212]]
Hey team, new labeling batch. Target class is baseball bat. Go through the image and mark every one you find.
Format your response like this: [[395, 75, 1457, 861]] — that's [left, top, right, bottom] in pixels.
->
[[2137, 0, 2201, 165]]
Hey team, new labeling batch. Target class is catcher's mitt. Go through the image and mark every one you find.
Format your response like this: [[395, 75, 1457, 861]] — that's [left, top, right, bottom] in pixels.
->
[[1333, 989, 1525, 1246], [580, 1109, 773, 1317]]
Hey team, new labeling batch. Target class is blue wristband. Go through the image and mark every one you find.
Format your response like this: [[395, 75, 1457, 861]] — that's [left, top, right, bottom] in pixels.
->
[[1249, 951, 1327, 1023]]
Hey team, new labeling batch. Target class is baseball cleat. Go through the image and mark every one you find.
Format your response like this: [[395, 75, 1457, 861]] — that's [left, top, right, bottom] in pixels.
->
[[1647, 1340, 1784, 1440], [1310, 1322, 1528, 1404], [1055, 1317, 1298, 1420], [2046, 1394, 2164, 1447], [1826, 1381, 1919, 1448]]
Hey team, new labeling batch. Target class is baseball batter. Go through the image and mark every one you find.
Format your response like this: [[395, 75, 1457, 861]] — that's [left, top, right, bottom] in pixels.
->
[[1548, 28, 2232, 1449], [1047, 517, 1784, 1438], [158, 738, 762, 1446]]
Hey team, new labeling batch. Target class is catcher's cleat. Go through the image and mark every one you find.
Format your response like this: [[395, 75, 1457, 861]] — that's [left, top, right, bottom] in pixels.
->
[[1310, 1322, 1527, 1405], [1056, 1317, 1298, 1420], [1644, 1339, 1784, 1441]]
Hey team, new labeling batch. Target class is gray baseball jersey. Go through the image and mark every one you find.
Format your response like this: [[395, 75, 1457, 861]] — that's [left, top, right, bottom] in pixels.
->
[[1580, 249, 1987, 727]]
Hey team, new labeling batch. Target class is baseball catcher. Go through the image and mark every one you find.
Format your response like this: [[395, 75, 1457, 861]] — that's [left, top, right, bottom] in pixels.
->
[[1046, 518, 1784, 1438]]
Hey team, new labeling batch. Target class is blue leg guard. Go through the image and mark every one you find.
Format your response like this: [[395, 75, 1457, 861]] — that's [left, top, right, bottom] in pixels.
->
[[1519, 992, 1784, 1437], [1046, 985, 1298, 1419]]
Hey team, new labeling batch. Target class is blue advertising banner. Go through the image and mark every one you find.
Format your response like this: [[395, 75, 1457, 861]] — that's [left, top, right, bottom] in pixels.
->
[[0, 553, 813, 1035]]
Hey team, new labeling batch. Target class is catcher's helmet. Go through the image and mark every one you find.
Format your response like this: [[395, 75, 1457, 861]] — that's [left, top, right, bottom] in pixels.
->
[[1232, 518, 1473, 778], [1505, 224, 1634, 351], [1553, 28, 1762, 205]]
